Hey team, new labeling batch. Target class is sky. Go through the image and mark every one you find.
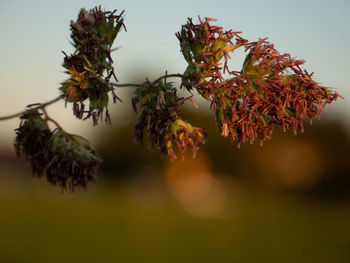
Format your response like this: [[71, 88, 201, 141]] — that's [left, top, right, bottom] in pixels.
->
[[0, 0, 349, 149]]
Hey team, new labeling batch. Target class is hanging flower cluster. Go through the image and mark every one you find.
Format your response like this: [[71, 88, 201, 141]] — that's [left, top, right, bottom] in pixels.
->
[[14, 109, 102, 191], [176, 16, 245, 98], [177, 17, 342, 147], [60, 6, 125, 125], [132, 79, 206, 160], [164, 119, 206, 160]]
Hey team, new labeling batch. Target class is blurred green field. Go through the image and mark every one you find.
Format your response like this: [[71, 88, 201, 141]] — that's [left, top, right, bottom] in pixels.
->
[[1, 182, 350, 263], [1, 107, 350, 263]]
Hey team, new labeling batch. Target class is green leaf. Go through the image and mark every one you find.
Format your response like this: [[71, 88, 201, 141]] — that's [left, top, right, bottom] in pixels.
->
[[182, 42, 193, 64], [184, 63, 197, 77], [242, 52, 253, 74], [215, 106, 225, 125]]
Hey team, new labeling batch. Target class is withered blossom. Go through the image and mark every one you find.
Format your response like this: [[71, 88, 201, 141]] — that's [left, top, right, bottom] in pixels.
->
[[176, 16, 246, 98], [133, 79, 206, 160], [164, 119, 206, 160], [14, 110, 101, 191], [177, 17, 342, 147], [214, 38, 342, 146], [60, 6, 125, 125]]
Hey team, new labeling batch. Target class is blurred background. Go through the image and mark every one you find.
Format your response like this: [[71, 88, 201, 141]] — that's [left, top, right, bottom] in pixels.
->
[[1, 0, 350, 262]]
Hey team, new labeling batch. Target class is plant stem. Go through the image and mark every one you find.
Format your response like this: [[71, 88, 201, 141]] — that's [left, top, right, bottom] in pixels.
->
[[110, 83, 143, 88], [42, 108, 65, 132], [151, 73, 184, 85], [0, 95, 63, 121], [110, 73, 184, 88]]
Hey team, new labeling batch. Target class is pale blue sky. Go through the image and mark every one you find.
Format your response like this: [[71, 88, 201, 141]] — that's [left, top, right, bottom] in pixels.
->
[[0, 0, 349, 148]]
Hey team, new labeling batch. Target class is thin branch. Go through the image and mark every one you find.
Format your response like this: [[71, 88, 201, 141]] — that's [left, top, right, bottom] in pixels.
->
[[110, 83, 143, 88], [41, 107, 65, 131], [110, 73, 184, 88], [0, 95, 63, 121], [151, 73, 184, 85], [45, 117, 65, 132]]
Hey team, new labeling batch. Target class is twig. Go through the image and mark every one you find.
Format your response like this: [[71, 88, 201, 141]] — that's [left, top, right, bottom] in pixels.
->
[[110, 73, 184, 88], [151, 73, 184, 85], [0, 95, 63, 121], [110, 83, 143, 88]]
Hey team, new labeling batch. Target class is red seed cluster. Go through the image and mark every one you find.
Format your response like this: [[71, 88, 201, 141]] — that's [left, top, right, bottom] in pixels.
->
[[176, 16, 246, 98], [177, 18, 342, 147]]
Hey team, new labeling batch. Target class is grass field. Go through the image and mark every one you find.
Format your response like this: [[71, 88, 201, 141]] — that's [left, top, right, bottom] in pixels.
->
[[1, 179, 349, 263]]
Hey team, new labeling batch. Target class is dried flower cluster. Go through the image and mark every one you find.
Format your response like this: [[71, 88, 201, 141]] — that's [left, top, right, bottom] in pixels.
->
[[14, 110, 101, 191], [176, 17, 245, 98], [164, 119, 206, 160], [176, 17, 342, 147], [132, 79, 206, 160], [60, 6, 125, 125]]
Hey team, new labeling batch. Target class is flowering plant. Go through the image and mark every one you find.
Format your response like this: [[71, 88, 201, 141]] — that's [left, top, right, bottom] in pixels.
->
[[132, 79, 206, 160], [61, 7, 125, 125], [176, 17, 341, 146], [0, 7, 342, 191]]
